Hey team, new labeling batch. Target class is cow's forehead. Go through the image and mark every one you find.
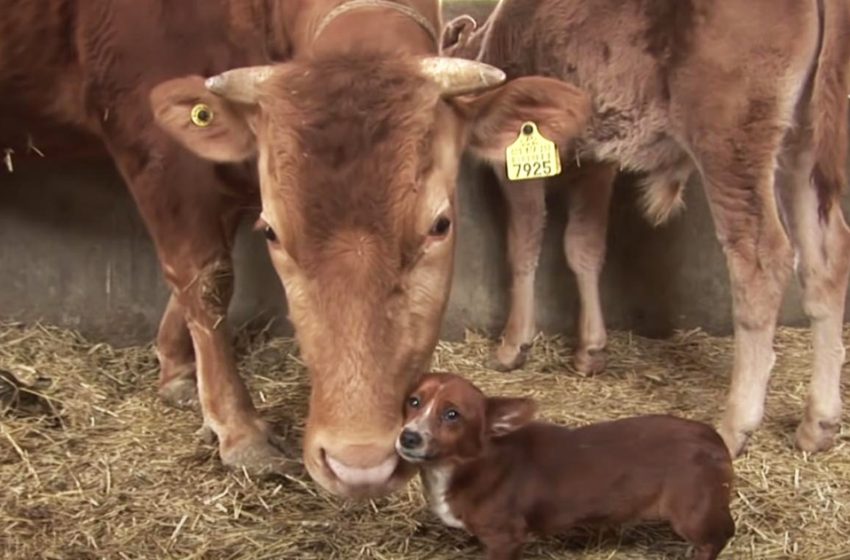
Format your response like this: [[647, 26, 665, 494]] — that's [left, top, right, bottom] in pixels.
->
[[256, 52, 448, 265], [258, 51, 443, 183], [263, 52, 437, 134]]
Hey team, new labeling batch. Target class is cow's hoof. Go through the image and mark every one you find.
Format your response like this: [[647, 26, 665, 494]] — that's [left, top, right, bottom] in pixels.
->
[[795, 419, 839, 453], [220, 430, 302, 478], [491, 342, 531, 372], [158, 375, 199, 410], [717, 424, 752, 459], [574, 347, 606, 375]]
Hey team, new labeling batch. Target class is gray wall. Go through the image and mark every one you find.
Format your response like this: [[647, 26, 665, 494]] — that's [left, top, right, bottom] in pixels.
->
[[3, 153, 846, 347], [4, 0, 845, 347]]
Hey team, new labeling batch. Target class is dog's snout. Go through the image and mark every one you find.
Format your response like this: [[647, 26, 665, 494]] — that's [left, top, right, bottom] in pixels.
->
[[400, 429, 423, 450]]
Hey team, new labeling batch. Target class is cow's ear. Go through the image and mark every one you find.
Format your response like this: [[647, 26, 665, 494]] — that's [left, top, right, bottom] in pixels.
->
[[453, 77, 591, 164], [149, 76, 257, 162]]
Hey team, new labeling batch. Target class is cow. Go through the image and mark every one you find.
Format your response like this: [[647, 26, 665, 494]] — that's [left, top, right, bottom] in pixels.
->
[[0, 0, 593, 498], [441, 0, 850, 458]]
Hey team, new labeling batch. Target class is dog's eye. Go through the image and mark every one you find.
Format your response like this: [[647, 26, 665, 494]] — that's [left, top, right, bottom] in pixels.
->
[[407, 396, 420, 408], [443, 409, 460, 422], [264, 226, 278, 243]]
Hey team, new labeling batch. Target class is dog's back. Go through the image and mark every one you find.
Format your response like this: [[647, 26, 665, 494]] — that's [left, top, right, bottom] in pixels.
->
[[453, 415, 735, 558]]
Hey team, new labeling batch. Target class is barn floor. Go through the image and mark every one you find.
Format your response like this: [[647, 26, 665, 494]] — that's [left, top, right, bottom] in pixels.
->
[[1, 321, 848, 560]]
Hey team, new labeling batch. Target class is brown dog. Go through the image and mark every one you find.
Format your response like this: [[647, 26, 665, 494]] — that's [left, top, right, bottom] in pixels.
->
[[396, 373, 735, 560]]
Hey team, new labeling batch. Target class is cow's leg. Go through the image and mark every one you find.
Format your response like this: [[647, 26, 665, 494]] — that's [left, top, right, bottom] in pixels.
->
[[493, 169, 546, 371], [156, 293, 197, 408], [694, 130, 794, 457], [111, 142, 294, 476], [775, 130, 850, 453], [563, 163, 616, 374]]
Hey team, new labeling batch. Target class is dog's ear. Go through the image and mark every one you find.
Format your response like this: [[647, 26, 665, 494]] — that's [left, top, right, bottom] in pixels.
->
[[485, 397, 536, 436]]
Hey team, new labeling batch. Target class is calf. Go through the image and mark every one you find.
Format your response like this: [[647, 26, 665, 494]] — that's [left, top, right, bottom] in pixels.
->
[[441, 0, 850, 458], [397, 373, 735, 560]]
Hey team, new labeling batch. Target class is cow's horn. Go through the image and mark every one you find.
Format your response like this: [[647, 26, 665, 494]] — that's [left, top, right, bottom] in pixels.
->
[[419, 57, 506, 97], [205, 65, 278, 104]]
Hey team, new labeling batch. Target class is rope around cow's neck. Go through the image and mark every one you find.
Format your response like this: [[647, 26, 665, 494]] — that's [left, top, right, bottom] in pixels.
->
[[313, 0, 439, 47]]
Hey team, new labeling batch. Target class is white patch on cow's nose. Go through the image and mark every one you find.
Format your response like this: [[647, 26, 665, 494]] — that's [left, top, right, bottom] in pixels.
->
[[325, 453, 398, 488]]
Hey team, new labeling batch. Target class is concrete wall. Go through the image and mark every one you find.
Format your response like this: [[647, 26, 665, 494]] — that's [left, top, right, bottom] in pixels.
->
[[2, 0, 848, 345], [3, 152, 847, 347]]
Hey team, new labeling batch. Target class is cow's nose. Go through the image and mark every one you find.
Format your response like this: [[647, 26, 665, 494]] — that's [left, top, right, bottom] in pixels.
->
[[323, 443, 399, 488], [399, 428, 423, 450]]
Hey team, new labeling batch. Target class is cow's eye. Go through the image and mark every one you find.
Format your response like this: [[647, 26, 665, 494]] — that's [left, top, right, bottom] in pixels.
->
[[443, 409, 460, 422], [408, 396, 421, 408], [428, 215, 452, 238], [264, 226, 278, 242]]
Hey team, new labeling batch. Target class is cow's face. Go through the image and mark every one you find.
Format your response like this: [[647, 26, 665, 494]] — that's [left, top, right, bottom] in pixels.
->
[[151, 52, 590, 498]]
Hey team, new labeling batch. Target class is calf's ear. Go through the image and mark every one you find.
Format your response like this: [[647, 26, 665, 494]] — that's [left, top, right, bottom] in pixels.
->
[[440, 15, 477, 55], [453, 76, 591, 165], [486, 397, 537, 436], [149, 76, 257, 162]]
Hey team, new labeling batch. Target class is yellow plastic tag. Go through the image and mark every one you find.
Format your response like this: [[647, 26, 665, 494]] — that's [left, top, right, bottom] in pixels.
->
[[190, 103, 214, 127], [505, 122, 562, 181]]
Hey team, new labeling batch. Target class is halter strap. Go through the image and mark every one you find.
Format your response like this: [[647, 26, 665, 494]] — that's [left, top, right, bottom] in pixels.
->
[[313, 0, 439, 46]]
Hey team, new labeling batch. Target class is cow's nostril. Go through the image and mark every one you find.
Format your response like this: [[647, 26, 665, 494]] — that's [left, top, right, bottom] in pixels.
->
[[400, 429, 423, 449]]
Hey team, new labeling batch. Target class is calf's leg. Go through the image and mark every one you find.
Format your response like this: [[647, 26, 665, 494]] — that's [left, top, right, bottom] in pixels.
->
[[492, 168, 546, 371], [775, 128, 850, 453], [793, 204, 850, 452], [563, 162, 616, 373], [691, 122, 793, 457]]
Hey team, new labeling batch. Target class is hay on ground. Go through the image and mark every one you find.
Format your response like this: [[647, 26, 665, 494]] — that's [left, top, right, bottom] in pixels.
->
[[0, 321, 848, 559]]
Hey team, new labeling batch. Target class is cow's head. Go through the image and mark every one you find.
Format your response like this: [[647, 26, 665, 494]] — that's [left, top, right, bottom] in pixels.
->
[[150, 51, 590, 498]]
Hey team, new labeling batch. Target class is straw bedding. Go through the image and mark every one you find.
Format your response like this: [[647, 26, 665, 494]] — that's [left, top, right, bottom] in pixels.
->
[[1, 320, 848, 559]]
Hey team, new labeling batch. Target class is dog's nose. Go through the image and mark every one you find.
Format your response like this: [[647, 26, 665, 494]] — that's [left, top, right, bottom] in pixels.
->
[[399, 429, 423, 450]]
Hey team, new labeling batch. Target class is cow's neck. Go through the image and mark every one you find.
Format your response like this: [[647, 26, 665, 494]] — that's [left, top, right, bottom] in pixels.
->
[[288, 0, 441, 57]]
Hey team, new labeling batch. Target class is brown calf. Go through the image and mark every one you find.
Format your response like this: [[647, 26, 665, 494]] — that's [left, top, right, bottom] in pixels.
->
[[1, 0, 296, 476], [442, 0, 850, 457], [398, 373, 735, 560], [1, 0, 591, 497]]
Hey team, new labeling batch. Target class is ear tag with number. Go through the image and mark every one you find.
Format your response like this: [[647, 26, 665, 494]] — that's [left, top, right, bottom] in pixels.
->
[[505, 121, 562, 181]]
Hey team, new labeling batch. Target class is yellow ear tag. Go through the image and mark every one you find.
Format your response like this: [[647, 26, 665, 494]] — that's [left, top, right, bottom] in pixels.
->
[[505, 121, 562, 181], [190, 103, 214, 127]]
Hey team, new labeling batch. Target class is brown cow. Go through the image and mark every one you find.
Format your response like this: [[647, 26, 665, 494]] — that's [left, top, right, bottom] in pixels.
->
[[1, 0, 592, 497], [442, 0, 850, 458]]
